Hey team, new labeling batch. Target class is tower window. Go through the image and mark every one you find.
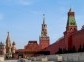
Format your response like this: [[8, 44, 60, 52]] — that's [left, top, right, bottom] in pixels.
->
[[70, 28, 72, 31], [74, 28, 76, 30]]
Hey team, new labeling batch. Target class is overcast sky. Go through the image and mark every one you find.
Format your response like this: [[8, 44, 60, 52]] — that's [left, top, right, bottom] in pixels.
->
[[0, 0, 84, 49]]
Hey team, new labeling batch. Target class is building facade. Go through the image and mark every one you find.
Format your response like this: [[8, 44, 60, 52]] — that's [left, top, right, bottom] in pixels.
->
[[0, 32, 16, 59], [5, 32, 16, 58], [64, 8, 77, 50], [0, 42, 6, 55], [39, 14, 50, 49], [13, 14, 50, 59], [45, 9, 84, 54]]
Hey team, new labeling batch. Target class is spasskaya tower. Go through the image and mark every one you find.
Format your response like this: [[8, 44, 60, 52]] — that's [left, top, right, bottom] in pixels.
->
[[39, 14, 50, 49]]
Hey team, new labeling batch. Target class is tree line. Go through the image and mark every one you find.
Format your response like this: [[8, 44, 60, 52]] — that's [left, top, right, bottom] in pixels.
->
[[55, 44, 84, 54]]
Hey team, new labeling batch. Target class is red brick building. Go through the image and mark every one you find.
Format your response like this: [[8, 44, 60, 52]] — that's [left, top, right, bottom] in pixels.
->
[[45, 9, 84, 54], [14, 9, 84, 58], [14, 14, 50, 58]]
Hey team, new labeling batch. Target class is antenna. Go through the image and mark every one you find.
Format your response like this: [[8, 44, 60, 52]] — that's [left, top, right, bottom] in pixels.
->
[[69, 0, 72, 9]]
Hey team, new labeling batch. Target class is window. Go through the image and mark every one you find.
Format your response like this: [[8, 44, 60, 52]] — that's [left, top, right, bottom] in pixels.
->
[[70, 28, 72, 31]]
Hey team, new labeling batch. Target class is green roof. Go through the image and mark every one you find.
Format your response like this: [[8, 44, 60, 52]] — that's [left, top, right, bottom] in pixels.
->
[[67, 15, 77, 26]]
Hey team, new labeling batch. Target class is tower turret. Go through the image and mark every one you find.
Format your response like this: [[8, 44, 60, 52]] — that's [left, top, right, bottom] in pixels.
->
[[6, 32, 11, 48], [41, 14, 48, 37], [12, 41, 16, 54], [64, 9, 78, 50], [39, 14, 50, 49], [0, 42, 6, 55], [66, 8, 77, 32], [6, 32, 12, 58]]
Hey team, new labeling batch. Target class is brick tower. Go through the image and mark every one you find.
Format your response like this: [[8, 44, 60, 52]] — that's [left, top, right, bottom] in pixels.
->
[[64, 9, 77, 50], [39, 14, 50, 49]]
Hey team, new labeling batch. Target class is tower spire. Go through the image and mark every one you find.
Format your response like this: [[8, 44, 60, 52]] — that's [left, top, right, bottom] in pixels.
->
[[67, 8, 77, 27], [6, 32, 10, 42], [41, 14, 48, 37], [69, 8, 72, 12], [8, 32, 9, 38], [6, 32, 12, 54], [43, 14, 45, 24]]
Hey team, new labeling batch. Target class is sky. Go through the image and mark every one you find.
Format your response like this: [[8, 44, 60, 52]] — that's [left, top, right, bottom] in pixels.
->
[[0, 0, 84, 49]]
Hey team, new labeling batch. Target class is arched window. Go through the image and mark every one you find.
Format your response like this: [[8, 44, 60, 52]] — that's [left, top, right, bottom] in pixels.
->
[[74, 28, 76, 30], [70, 28, 72, 31]]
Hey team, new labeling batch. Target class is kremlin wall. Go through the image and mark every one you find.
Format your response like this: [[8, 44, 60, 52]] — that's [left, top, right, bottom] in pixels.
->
[[45, 9, 84, 54], [0, 9, 84, 59]]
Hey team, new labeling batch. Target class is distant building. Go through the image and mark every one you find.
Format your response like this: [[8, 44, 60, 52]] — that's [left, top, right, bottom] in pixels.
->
[[45, 9, 84, 54], [0, 42, 5, 61], [9, 9, 84, 58], [0, 42, 6, 55], [5, 32, 16, 58], [39, 14, 50, 49], [14, 14, 50, 58]]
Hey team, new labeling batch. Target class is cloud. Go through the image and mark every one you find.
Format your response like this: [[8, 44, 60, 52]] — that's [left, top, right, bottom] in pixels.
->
[[19, 0, 33, 6], [5, 0, 42, 6], [19, 0, 43, 6], [0, 0, 43, 6]]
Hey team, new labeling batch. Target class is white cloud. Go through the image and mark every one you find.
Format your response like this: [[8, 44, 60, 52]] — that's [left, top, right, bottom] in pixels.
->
[[19, 0, 33, 6], [5, 0, 43, 6]]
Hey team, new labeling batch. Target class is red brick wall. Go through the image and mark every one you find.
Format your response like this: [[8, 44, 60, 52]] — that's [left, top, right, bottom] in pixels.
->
[[45, 37, 65, 54], [40, 37, 50, 49], [72, 29, 84, 50], [45, 29, 84, 54]]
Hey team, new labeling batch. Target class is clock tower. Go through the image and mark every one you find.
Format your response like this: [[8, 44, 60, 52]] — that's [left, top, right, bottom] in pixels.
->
[[39, 14, 50, 49]]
